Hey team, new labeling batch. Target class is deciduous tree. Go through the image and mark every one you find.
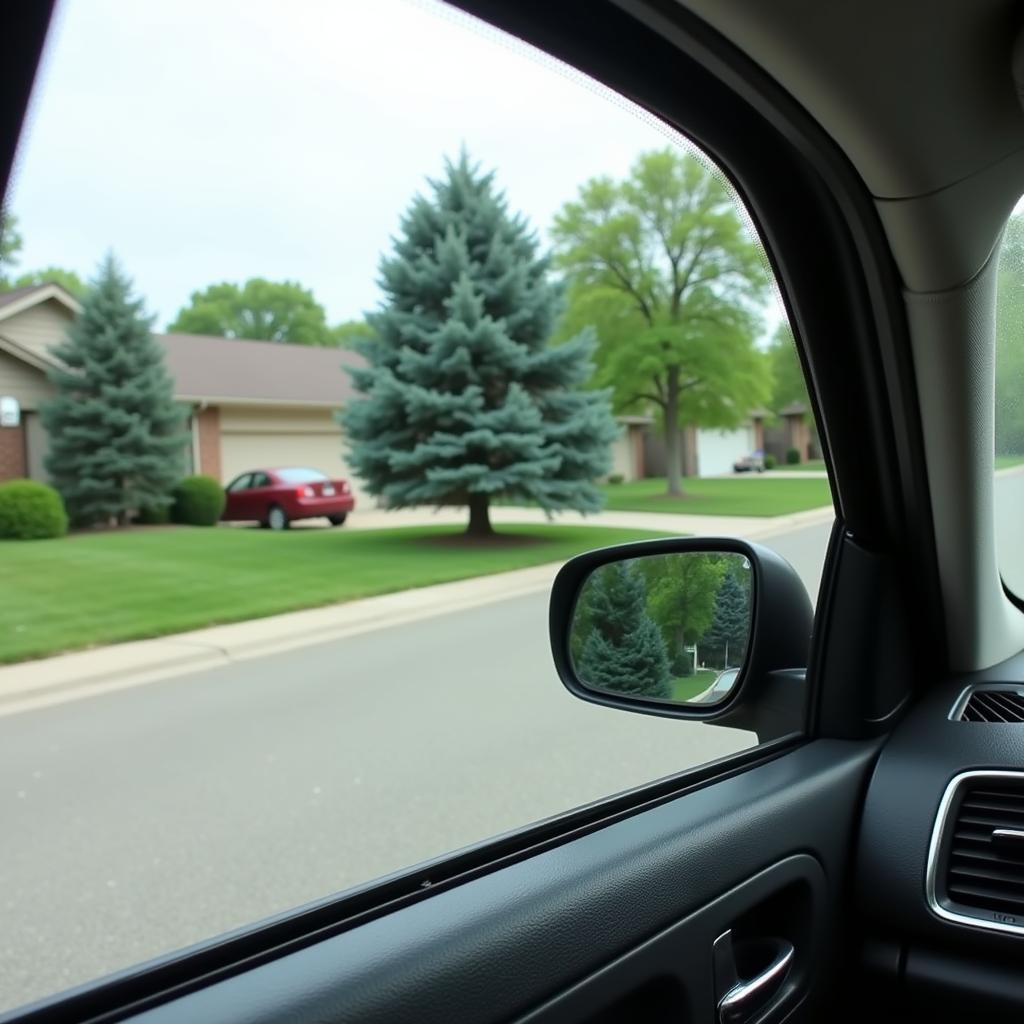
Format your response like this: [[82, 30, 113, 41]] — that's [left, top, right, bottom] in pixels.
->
[[552, 149, 771, 495], [168, 278, 333, 345]]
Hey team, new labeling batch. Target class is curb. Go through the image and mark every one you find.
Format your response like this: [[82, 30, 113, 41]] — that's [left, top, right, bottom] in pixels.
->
[[0, 562, 562, 717]]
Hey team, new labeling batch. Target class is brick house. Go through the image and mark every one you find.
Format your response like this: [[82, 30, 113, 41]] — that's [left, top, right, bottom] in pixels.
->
[[0, 283, 366, 490]]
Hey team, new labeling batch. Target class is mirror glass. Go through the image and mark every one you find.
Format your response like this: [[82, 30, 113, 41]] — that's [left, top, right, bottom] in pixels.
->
[[570, 552, 753, 706]]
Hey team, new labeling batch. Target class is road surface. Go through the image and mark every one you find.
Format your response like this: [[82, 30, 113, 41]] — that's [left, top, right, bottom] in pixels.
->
[[0, 519, 831, 1012]]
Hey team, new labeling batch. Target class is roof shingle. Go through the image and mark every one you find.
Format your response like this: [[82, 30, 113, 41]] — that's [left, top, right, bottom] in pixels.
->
[[157, 333, 365, 406]]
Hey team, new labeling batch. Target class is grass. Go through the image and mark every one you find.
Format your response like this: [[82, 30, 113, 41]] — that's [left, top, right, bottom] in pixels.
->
[[0, 523, 672, 665], [601, 476, 832, 517], [670, 669, 717, 702], [769, 459, 827, 473], [996, 455, 1024, 470]]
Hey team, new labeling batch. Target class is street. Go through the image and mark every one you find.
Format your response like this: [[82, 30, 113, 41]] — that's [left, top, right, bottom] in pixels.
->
[[0, 518, 831, 1011]]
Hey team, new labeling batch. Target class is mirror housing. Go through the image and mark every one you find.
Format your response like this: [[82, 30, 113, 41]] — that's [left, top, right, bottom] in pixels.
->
[[549, 537, 814, 740]]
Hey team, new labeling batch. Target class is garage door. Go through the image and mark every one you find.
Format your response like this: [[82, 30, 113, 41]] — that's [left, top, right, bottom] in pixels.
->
[[218, 405, 368, 500], [696, 425, 755, 477]]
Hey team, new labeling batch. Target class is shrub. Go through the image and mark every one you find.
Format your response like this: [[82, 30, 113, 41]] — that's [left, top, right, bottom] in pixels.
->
[[763, 454, 778, 470], [671, 649, 695, 677], [135, 503, 171, 525], [607, 473, 625, 485], [0, 479, 68, 539], [785, 447, 801, 465], [171, 475, 225, 526]]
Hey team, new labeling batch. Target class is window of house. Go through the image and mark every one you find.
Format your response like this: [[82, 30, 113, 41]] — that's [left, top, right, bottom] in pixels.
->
[[0, 0, 832, 1011]]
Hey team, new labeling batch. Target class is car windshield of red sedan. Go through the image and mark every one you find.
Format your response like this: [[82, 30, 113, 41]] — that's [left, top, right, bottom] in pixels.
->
[[274, 468, 330, 484]]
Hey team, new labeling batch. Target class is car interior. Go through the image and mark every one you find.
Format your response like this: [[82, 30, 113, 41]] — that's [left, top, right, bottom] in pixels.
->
[[6, 0, 1024, 1021]]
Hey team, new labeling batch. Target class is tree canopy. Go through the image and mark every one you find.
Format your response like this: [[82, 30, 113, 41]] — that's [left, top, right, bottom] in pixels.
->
[[167, 278, 334, 345], [552, 149, 771, 495], [12, 266, 86, 298], [640, 553, 728, 675], [341, 152, 618, 537], [0, 210, 22, 286]]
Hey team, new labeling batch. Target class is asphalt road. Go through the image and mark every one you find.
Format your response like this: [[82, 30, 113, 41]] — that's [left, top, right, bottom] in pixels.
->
[[0, 519, 831, 1013]]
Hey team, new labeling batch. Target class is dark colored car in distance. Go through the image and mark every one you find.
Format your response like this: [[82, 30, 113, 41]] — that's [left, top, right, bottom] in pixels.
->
[[221, 467, 355, 530]]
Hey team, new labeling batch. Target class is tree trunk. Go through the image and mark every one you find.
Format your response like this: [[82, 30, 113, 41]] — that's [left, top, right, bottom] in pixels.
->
[[466, 494, 494, 538], [664, 365, 684, 497]]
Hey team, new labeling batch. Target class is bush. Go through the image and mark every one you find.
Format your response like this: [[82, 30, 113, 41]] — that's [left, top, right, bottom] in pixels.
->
[[0, 479, 68, 539], [135, 503, 171, 525], [671, 649, 695, 677], [171, 475, 225, 526], [763, 454, 778, 470], [785, 447, 801, 465], [607, 473, 625, 485]]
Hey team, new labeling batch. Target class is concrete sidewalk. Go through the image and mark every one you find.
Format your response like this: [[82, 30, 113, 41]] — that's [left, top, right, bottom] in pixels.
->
[[346, 503, 835, 541], [0, 503, 836, 717]]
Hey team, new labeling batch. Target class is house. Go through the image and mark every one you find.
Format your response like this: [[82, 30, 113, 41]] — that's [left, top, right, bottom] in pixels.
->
[[0, 283, 365, 491]]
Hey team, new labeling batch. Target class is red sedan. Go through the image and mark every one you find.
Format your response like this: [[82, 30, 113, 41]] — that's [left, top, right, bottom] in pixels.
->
[[221, 467, 355, 530]]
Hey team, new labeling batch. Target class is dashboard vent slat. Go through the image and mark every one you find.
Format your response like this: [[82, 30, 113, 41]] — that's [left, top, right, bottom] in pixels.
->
[[958, 689, 1024, 722], [942, 777, 1024, 923]]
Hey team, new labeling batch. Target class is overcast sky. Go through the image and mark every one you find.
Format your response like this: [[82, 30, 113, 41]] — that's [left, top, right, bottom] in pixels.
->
[[7, 0, 781, 332]]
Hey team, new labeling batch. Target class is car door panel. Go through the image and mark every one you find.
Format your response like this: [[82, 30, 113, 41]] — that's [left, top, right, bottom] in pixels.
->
[[121, 741, 876, 1024]]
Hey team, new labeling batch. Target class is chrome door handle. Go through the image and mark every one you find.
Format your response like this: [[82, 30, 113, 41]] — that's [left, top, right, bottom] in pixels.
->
[[717, 936, 794, 1024]]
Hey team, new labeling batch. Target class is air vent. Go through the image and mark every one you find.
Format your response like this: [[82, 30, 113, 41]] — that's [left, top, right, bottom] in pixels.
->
[[928, 772, 1024, 934], [955, 687, 1024, 722]]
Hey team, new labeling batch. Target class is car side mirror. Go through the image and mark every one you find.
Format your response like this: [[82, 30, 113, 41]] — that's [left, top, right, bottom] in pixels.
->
[[549, 538, 814, 741]]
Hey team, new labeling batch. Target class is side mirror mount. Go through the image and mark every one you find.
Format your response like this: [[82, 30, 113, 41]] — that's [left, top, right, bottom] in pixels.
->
[[549, 537, 814, 742]]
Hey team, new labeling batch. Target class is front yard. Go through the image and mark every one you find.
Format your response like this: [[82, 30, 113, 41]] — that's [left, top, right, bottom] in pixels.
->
[[602, 476, 833, 516], [1, 523, 670, 664]]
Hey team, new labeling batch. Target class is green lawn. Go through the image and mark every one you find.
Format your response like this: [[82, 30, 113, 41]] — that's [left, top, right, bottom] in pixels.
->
[[601, 477, 832, 517], [0, 523, 670, 665], [769, 459, 827, 473], [996, 455, 1024, 470], [670, 669, 717, 701]]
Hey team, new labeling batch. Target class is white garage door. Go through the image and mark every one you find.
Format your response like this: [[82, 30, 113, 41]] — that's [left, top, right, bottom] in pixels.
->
[[696, 426, 755, 477], [218, 405, 367, 500]]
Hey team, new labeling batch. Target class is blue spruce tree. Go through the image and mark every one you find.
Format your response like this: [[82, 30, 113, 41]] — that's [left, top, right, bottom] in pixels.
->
[[576, 562, 672, 699], [341, 153, 619, 537], [42, 255, 186, 526]]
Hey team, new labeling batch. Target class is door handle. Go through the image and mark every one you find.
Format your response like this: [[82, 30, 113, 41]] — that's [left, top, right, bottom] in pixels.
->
[[714, 930, 794, 1024]]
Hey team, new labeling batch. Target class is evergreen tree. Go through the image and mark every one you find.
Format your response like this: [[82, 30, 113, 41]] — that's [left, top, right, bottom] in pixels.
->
[[702, 570, 751, 668], [575, 562, 672, 699], [42, 255, 186, 526], [341, 153, 619, 537]]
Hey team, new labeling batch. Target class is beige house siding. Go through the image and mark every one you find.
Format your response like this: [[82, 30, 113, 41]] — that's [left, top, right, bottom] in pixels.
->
[[0, 301, 74, 360], [0, 349, 55, 411]]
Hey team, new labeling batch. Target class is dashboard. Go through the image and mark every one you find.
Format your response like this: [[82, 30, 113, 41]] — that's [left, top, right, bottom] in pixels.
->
[[857, 659, 1024, 1015]]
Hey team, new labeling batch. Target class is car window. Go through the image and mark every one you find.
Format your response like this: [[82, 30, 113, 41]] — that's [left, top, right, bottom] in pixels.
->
[[994, 205, 1024, 594], [250, 472, 272, 488], [275, 468, 329, 484], [226, 473, 253, 492], [0, 0, 832, 1011]]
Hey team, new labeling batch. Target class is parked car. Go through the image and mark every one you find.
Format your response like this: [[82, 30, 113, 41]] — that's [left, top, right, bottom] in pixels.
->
[[221, 467, 355, 530], [696, 667, 740, 703], [732, 450, 765, 473]]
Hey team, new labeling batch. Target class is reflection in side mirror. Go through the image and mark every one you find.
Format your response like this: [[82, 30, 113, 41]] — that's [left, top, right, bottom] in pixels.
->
[[570, 552, 752, 707]]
